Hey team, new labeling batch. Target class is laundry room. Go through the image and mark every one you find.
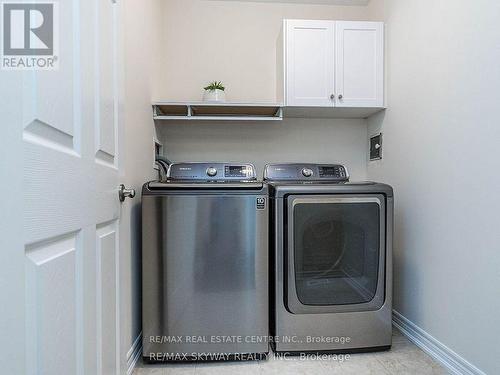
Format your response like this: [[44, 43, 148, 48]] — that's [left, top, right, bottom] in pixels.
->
[[1, 1, 499, 375]]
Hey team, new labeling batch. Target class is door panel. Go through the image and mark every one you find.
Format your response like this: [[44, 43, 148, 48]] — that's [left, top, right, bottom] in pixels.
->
[[21, 1, 122, 375], [96, 222, 119, 375], [286, 195, 386, 314], [96, 0, 117, 166], [25, 233, 80, 375], [286, 20, 334, 107], [335, 21, 384, 107], [22, 0, 78, 155]]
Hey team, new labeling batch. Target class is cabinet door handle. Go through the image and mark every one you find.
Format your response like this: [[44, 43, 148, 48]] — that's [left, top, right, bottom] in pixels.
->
[[338, 94, 343, 100], [330, 94, 335, 100]]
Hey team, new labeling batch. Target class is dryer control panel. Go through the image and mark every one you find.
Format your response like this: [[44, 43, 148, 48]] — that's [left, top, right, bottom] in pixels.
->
[[264, 163, 349, 182]]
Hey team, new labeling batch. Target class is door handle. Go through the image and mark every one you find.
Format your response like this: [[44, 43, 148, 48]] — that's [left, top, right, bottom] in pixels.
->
[[118, 184, 136, 202], [338, 94, 343, 100]]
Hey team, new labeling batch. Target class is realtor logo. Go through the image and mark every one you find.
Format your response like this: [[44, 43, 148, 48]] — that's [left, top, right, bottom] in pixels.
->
[[1, 1, 59, 70]]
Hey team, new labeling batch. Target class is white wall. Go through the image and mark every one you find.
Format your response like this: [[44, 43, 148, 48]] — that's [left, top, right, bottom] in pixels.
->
[[367, 0, 500, 373], [156, 0, 382, 102], [121, 0, 162, 371], [157, 118, 368, 179], [155, 0, 383, 177]]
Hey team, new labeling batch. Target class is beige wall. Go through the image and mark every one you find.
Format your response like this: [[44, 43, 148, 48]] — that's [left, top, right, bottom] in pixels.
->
[[156, 0, 383, 102], [157, 118, 369, 179], [121, 0, 162, 370], [155, 0, 383, 178], [367, 0, 500, 373]]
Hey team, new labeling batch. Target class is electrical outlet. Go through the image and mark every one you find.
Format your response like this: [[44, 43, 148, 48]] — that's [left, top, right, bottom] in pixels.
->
[[370, 133, 382, 160]]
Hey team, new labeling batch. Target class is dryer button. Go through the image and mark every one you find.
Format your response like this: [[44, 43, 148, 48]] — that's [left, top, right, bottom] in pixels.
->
[[206, 167, 217, 177], [302, 168, 313, 177]]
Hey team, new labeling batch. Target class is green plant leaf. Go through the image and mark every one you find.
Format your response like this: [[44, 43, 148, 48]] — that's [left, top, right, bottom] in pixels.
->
[[204, 80, 225, 91]]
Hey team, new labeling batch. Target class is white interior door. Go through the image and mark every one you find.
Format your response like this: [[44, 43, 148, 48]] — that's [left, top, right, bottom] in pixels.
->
[[335, 21, 384, 107], [286, 20, 335, 107], [5, 0, 124, 374]]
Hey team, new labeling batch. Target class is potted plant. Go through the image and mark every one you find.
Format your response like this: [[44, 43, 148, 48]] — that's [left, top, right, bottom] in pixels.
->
[[203, 81, 226, 102]]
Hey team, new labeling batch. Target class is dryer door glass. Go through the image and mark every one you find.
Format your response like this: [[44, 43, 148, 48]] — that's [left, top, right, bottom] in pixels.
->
[[287, 196, 385, 313]]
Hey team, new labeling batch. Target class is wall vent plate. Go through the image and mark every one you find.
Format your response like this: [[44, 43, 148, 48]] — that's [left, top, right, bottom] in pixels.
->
[[370, 133, 382, 160]]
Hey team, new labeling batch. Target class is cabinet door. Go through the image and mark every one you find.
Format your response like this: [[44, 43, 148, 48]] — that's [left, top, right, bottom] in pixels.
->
[[335, 21, 384, 107], [286, 20, 335, 107]]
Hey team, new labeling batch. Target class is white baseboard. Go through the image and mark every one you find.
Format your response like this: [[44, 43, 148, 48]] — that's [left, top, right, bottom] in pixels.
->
[[392, 310, 485, 375], [127, 331, 142, 375]]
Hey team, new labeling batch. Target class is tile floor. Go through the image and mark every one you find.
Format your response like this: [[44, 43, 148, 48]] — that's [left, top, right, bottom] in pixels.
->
[[134, 330, 449, 375]]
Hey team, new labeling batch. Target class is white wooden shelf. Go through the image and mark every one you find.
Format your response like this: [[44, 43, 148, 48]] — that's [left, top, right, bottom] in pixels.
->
[[153, 102, 283, 121], [152, 102, 386, 122]]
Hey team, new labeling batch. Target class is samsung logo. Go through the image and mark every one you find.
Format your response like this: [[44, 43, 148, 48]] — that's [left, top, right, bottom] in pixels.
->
[[179, 167, 192, 170]]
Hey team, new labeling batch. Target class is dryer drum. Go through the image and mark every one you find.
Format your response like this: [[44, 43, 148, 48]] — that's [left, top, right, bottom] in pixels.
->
[[293, 203, 379, 307]]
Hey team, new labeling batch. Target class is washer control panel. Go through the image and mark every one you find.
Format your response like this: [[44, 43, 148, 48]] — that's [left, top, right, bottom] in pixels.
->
[[168, 163, 257, 181], [264, 163, 349, 182]]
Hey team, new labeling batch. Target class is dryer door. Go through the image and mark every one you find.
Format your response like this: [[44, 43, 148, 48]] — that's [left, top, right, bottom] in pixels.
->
[[286, 194, 385, 314]]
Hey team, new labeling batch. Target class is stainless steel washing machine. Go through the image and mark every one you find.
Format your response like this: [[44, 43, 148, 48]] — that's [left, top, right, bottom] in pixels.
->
[[142, 162, 269, 361], [265, 163, 393, 353]]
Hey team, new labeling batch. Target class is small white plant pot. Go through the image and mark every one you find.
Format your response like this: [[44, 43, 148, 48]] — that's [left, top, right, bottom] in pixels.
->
[[203, 89, 226, 102]]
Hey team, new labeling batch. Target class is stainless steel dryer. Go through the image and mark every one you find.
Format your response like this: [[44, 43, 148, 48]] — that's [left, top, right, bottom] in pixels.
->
[[142, 162, 269, 361], [265, 163, 393, 353]]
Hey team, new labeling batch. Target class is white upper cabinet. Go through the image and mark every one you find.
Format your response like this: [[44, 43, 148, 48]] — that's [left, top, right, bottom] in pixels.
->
[[335, 21, 384, 107], [280, 19, 384, 109], [285, 20, 335, 107]]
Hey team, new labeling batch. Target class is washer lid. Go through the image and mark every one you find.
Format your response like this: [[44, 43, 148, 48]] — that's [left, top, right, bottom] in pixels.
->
[[148, 180, 264, 190]]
